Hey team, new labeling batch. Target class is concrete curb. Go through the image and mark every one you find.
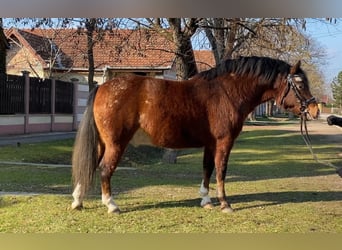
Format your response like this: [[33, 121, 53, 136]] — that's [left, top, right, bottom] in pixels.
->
[[0, 132, 76, 147], [0, 160, 136, 170]]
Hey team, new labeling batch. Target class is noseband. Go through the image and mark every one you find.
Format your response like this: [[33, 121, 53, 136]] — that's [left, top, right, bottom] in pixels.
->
[[280, 74, 316, 114]]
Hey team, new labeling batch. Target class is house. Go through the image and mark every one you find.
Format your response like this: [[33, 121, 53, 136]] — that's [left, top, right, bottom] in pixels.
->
[[5, 28, 215, 84]]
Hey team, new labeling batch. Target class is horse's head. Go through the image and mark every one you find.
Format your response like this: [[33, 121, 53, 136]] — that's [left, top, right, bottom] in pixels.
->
[[279, 61, 319, 120]]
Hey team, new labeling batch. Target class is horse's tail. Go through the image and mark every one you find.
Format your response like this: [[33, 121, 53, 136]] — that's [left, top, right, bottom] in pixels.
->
[[72, 86, 99, 198]]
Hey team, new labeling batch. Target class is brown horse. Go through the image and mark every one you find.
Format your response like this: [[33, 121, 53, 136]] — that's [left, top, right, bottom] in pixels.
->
[[71, 56, 319, 213]]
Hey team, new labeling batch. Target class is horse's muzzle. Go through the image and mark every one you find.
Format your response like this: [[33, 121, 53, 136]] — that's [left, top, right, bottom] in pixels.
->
[[305, 103, 320, 120]]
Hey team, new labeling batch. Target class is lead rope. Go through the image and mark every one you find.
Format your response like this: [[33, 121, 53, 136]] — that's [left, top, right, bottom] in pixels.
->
[[300, 114, 342, 178]]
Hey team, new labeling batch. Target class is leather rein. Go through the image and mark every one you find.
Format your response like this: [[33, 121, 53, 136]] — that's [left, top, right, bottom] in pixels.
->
[[281, 74, 342, 178]]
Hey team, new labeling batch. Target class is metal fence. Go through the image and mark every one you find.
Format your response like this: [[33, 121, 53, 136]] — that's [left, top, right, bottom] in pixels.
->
[[0, 73, 73, 115], [0, 74, 25, 114], [29, 77, 52, 113], [55, 79, 74, 114]]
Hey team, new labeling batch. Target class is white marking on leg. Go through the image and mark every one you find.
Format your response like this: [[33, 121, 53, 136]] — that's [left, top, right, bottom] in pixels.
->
[[102, 194, 121, 214], [199, 180, 212, 207], [71, 183, 83, 209]]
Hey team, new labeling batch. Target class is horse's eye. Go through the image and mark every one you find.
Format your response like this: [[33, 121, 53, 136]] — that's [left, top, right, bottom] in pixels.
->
[[297, 83, 304, 90]]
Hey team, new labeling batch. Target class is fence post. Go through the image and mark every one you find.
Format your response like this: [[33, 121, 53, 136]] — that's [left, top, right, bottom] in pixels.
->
[[22, 70, 30, 134], [71, 78, 79, 131], [51, 78, 56, 132]]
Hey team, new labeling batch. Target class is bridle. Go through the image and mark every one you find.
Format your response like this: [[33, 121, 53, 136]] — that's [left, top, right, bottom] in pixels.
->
[[280, 74, 316, 115], [280, 74, 342, 177]]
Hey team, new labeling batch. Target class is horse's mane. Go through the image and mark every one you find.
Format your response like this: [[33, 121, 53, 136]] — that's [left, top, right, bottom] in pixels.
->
[[195, 56, 293, 84]]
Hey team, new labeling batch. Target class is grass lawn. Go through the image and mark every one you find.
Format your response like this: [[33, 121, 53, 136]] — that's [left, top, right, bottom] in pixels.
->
[[0, 121, 341, 233]]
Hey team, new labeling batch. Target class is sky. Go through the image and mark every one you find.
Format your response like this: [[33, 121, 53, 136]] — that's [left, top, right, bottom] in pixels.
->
[[304, 19, 342, 84]]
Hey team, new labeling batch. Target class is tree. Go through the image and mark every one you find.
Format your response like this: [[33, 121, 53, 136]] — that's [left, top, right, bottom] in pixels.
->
[[84, 18, 97, 91], [58, 18, 117, 91], [200, 18, 258, 62], [167, 18, 200, 79], [0, 17, 9, 75], [199, 18, 328, 117], [130, 18, 200, 80], [331, 71, 342, 111]]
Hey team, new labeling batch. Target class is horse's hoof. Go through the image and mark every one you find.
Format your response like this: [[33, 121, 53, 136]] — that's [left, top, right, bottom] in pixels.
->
[[108, 207, 121, 214], [71, 202, 83, 210], [221, 207, 234, 213], [203, 203, 214, 210]]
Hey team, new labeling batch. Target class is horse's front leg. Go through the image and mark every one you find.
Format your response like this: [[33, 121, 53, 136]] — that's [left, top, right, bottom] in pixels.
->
[[214, 140, 234, 213]]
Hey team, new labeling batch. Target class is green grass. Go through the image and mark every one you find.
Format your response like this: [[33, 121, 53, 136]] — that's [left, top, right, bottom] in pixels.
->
[[0, 124, 341, 232], [0, 139, 74, 164]]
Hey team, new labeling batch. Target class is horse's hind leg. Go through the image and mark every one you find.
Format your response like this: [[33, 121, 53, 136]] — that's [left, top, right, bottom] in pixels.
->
[[100, 143, 124, 214], [199, 147, 215, 209], [71, 183, 84, 210], [214, 139, 234, 213]]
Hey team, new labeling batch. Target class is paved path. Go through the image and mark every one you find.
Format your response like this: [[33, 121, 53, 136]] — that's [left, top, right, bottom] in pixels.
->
[[0, 161, 71, 168], [244, 116, 342, 138], [0, 131, 76, 147], [244, 119, 342, 157]]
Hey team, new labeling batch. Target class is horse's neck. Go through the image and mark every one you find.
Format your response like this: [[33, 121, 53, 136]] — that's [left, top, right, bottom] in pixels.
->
[[260, 88, 279, 103], [236, 79, 280, 114]]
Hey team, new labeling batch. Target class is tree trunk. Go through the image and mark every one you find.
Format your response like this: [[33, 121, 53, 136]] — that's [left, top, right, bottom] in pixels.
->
[[173, 42, 198, 79], [162, 148, 178, 164], [266, 100, 274, 117], [203, 18, 240, 64], [169, 18, 198, 79], [247, 111, 256, 121], [85, 18, 97, 91], [0, 44, 6, 75], [0, 19, 7, 75]]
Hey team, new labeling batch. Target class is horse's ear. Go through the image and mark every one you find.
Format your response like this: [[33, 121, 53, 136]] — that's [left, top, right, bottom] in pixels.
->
[[290, 60, 301, 74]]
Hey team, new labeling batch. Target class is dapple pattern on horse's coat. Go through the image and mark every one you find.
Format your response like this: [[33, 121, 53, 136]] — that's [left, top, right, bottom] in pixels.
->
[[72, 56, 319, 213]]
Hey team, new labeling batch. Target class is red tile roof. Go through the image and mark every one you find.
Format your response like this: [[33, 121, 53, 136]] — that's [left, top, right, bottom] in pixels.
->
[[6, 28, 215, 72], [6, 28, 176, 70], [194, 50, 215, 71]]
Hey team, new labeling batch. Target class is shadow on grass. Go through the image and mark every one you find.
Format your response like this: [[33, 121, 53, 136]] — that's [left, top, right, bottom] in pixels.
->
[[230, 190, 342, 211], [228, 129, 342, 181], [122, 190, 342, 213]]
